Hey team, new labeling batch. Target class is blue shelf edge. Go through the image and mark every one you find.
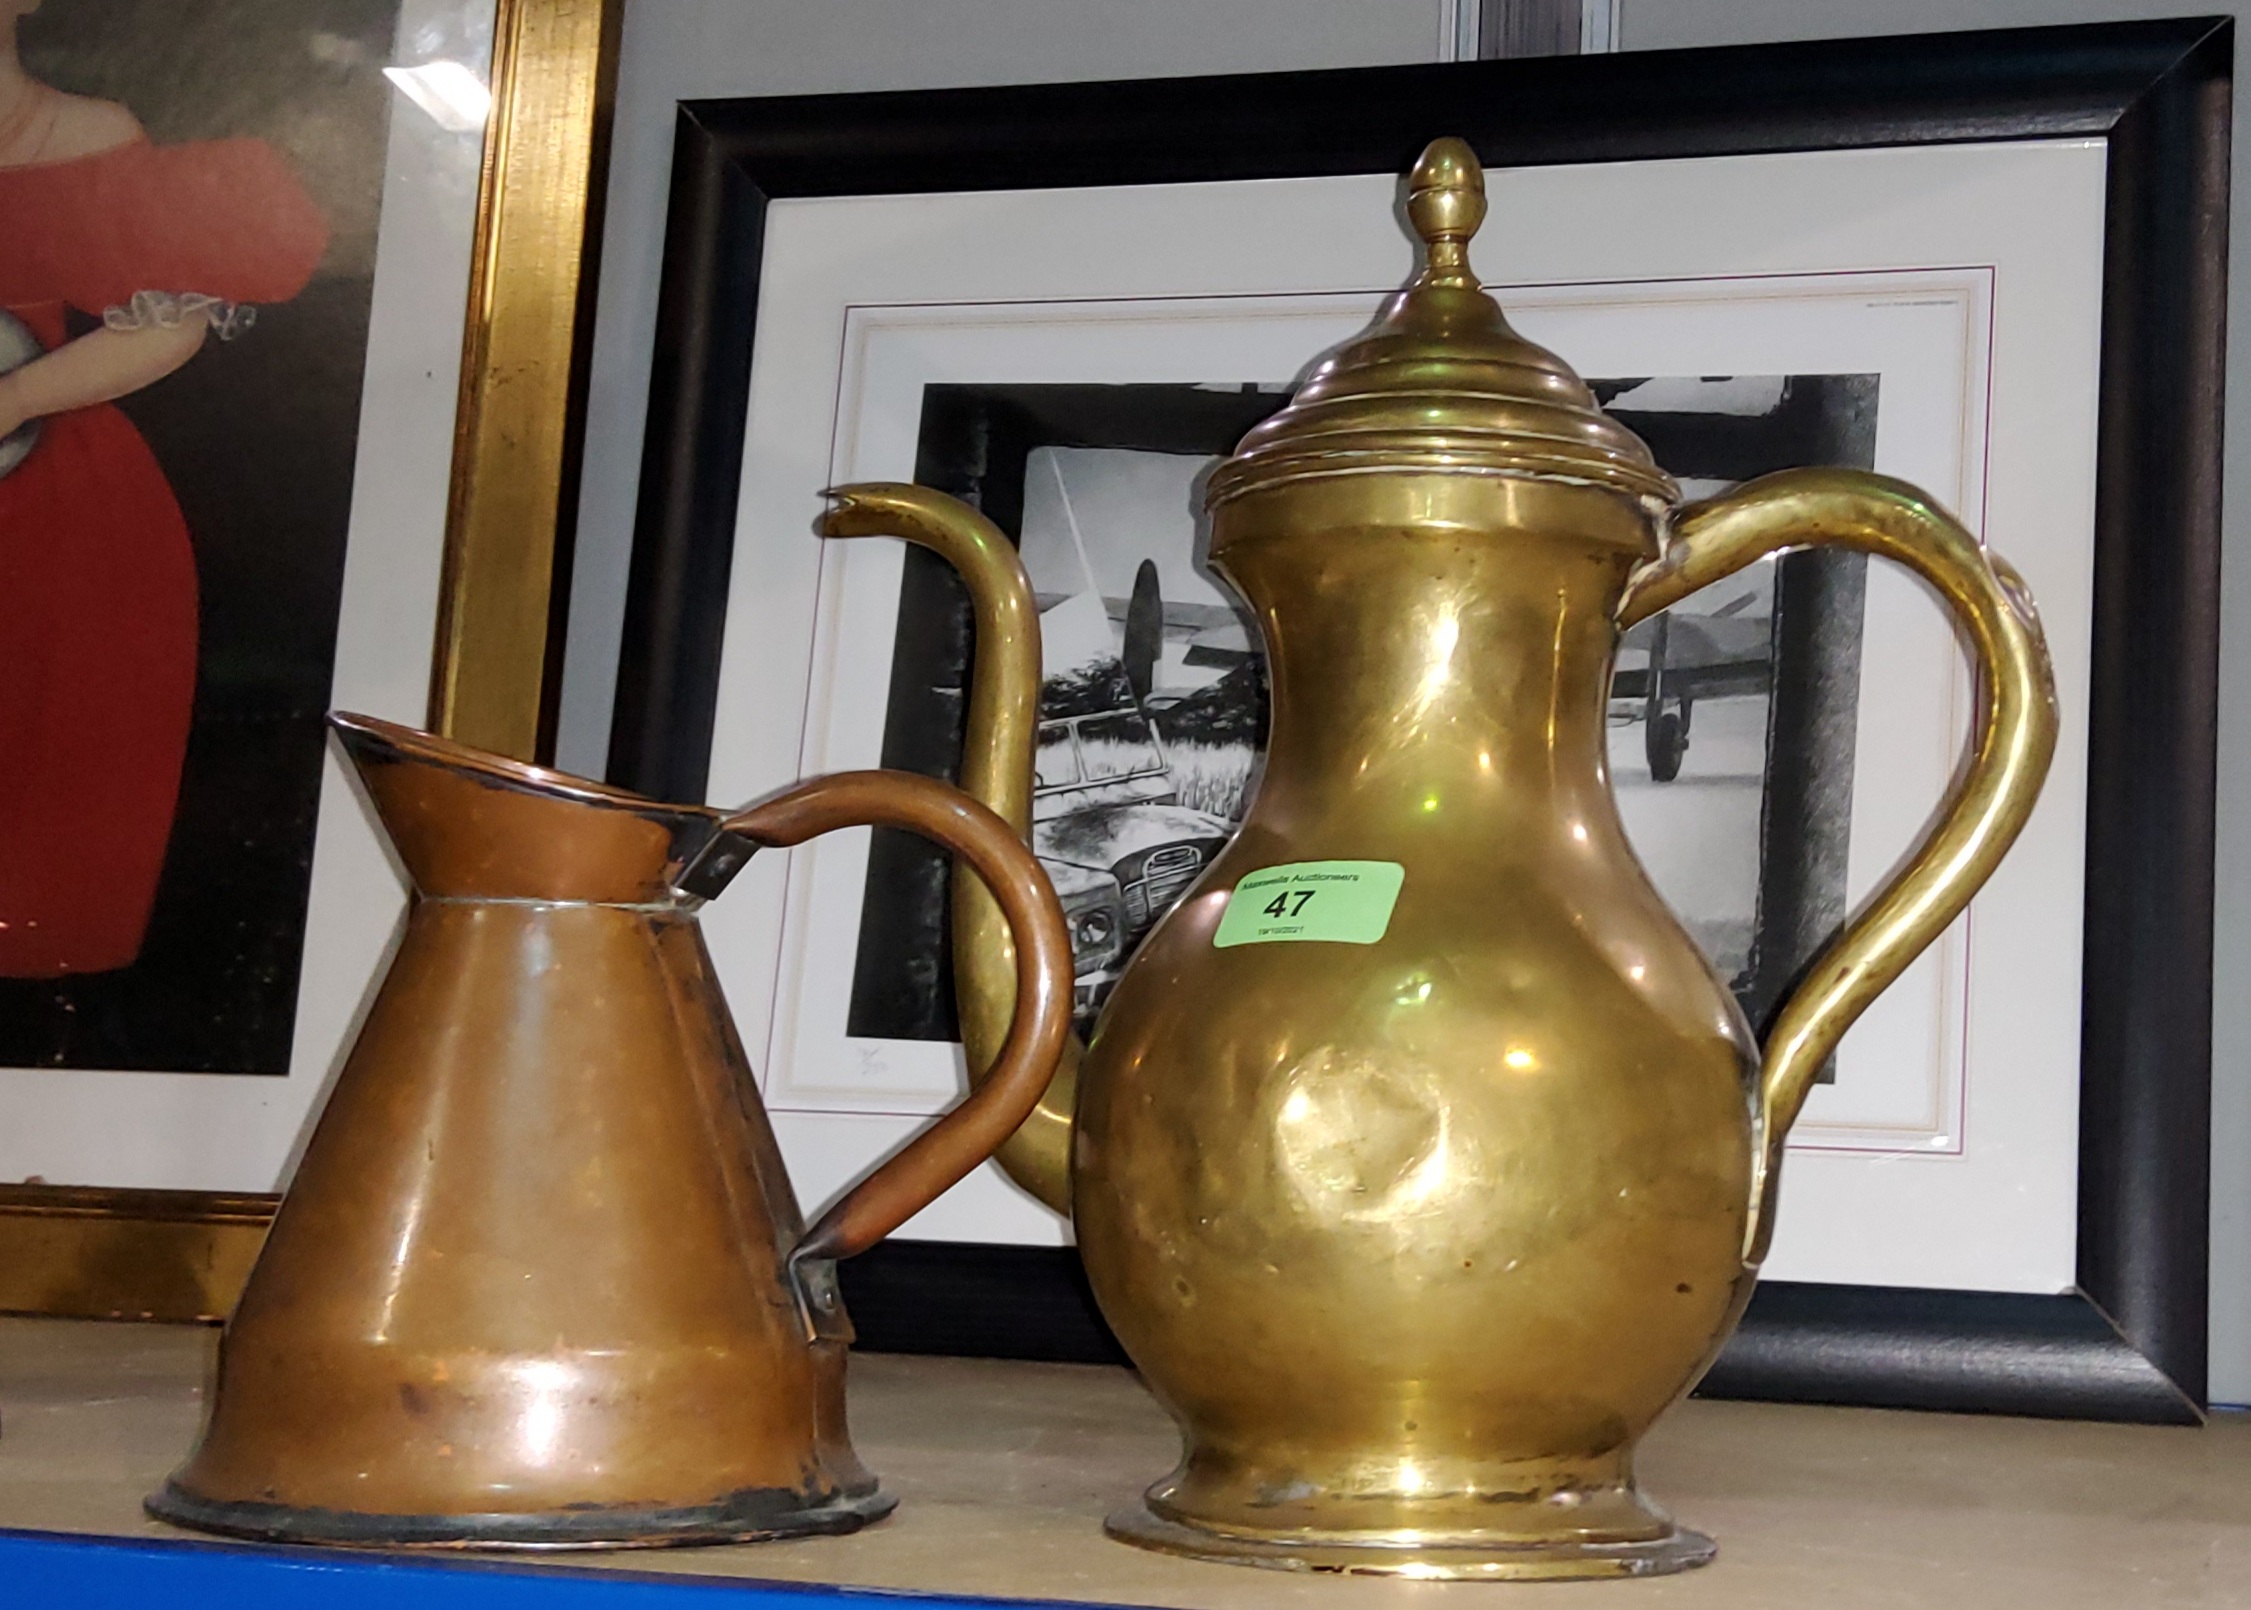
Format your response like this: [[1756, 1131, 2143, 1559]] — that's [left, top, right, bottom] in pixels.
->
[[0, 1526, 1135, 1610]]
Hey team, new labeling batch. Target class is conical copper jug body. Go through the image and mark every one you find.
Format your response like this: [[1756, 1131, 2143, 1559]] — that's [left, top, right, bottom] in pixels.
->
[[823, 140, 2058, 1578], [149, 714, 1073, 1549]]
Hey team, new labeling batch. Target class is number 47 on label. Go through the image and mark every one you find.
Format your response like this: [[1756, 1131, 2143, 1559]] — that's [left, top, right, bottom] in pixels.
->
[[1211, 861, 1405, 948]]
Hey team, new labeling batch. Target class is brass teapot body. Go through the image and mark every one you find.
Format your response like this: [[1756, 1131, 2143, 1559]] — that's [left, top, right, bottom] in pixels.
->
[[149, 715, 1071, 1549], [825, 141, 2056, 1578]]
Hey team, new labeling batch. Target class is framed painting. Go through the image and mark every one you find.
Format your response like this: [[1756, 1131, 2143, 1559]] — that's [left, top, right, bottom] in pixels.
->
[[607, 18, 2226, 1421], [0, 0, 618, 1318]]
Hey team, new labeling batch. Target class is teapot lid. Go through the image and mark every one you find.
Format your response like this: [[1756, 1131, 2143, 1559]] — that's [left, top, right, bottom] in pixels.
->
[[1205, 138, 1678, 511]]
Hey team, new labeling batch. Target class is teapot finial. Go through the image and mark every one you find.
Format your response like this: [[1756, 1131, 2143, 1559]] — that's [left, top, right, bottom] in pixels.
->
[[1206, 133, 1677, 511], [1407, 136, 1485, 289]]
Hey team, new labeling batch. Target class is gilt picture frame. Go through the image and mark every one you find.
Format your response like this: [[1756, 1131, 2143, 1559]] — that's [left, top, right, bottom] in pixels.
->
[[606, 19, 2226, 1422]]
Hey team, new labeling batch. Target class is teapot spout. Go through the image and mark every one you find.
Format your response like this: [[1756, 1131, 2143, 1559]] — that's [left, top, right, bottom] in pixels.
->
[[821, 484, 1078, 1216]]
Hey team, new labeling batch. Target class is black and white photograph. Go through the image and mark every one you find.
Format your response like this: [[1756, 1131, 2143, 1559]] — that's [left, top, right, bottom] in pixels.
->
[[847, 372, 1878, 1044]]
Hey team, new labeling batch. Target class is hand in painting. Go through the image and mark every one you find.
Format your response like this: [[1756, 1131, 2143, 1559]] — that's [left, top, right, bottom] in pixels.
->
[[0, 318, 209, 439]]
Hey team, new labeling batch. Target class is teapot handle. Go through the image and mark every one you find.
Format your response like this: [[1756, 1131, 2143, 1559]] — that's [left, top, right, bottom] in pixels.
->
[[713, 772, 1074, 1266], [1617, 467, 2058, 1267]]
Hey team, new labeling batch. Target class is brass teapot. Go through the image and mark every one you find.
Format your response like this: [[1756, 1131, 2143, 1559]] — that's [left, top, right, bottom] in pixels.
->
[[822, 140, 2056, 1578], [148, 715, 1072, 1549]]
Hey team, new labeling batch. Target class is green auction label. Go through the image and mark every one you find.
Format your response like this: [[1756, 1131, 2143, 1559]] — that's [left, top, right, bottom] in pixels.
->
[[1212, 861, 1405, 948]]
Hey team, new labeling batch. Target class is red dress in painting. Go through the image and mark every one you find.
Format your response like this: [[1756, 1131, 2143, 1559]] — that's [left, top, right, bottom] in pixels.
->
[[0, 138, 326, 976]]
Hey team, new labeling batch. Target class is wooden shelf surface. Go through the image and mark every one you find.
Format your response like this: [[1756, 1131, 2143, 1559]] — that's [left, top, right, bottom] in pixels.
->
[[4, 1315, 2249, 1606]]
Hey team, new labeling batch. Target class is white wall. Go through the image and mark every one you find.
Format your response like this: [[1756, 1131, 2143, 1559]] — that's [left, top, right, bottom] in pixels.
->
[[556, 0, 1453, 776], [1616, 0, 2251, 1405]]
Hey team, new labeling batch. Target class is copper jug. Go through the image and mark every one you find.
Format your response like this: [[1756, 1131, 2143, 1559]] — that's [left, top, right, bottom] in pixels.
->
[[147, 714, 1072, 1549], [821, 140, 2058, 1578]]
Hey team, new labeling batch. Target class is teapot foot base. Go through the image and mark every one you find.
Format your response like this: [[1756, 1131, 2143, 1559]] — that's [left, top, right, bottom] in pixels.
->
[[145, 1479, 896, 1552], [1104, 1500, 1716, 1581]]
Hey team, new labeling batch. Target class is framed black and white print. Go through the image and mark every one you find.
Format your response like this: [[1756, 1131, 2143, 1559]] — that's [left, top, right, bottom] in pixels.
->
[[610, 19, 2227, 1421]]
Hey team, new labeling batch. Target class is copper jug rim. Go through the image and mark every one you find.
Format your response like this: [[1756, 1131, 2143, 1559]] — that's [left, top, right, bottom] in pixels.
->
[[329, 711, 723, 824]]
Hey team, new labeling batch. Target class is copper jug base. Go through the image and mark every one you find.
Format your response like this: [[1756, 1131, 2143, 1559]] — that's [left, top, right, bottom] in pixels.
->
[[1104, 1498, 1716, 1582], [145, 1479, 895, 1552]]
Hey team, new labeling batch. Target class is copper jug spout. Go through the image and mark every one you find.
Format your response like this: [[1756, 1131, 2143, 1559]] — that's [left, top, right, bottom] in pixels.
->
[[147, 714, 1073, 1549]]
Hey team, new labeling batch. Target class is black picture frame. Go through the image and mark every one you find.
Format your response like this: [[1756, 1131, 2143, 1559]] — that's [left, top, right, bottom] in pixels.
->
[[608, 18, 2229, 1424]]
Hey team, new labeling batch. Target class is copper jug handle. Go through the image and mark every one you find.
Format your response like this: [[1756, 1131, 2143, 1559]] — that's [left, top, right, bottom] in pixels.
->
[[712, 772, 1074, 1268], [1617, 467, 2059, 1268]]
